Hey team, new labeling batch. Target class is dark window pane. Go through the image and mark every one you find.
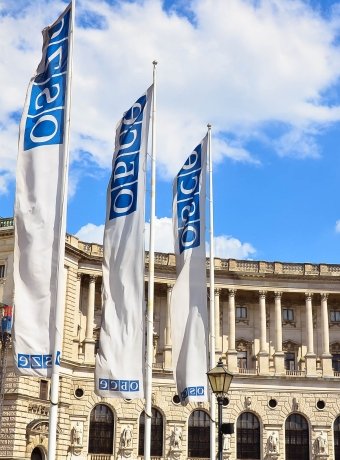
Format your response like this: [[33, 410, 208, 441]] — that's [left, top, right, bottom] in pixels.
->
[[236, 306, 247, 319], [332, 354, 340, 371], [88, 404, 114, 454], [334, 416, 340, 460], [138, 408, 163, 457], [39, 380, 48, 400], [284, 352, 296, 370], [237, 412, 260, 459], [188, 410, 210, 458], [283, 308, 294, 321], [285, 414, 309, 460]]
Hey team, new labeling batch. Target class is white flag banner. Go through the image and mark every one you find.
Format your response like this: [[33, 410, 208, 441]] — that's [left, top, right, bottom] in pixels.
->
[[95, 86, 153, 399], [13, 3, 73, 377], [171, 135, 209, 404]]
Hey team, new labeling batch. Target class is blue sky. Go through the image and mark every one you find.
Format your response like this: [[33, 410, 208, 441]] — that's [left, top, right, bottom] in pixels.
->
[[1, 0, 340, 263]]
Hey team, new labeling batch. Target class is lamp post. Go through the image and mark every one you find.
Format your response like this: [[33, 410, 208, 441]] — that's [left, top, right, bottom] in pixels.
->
[[207, 358, 233, 460]]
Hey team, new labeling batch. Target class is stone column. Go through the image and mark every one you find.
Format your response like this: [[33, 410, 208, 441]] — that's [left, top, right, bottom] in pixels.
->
[[258, 290, 269, 374], [164, 283, 173, 369], [274, 291, 285, 374], [84, 275, 97, 362], [215, 288, 222, 354], [227, 289, 237, 372], [321, 293, 333, 376], [74, 273, 83, 356], [305, 292, 316, 376], [75, 273, 82, 333]]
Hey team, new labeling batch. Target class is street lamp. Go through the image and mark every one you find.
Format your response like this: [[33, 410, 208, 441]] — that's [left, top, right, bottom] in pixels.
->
[[207, 358, 233, 460]]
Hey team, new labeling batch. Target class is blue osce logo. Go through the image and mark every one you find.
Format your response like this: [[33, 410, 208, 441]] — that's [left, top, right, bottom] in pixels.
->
[[181, 386, 205, 401], [108, 94, 147, 221], [24, 8, 71, 150], [98, 378, 140, 392], [176, 144, 202, 253], [18, 351, 61, 369]]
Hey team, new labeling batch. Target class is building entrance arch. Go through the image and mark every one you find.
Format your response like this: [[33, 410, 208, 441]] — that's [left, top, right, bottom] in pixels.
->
[[31, 446, 44, 460]]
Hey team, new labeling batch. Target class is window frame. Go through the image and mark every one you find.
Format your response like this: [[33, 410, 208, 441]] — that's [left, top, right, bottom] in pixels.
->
[[330, 310, 340, 323], [236, 306, 247, 320], [236, 411, 261, 459], [138, 407, 163, 457], [285, 413, 309, 460], [188, 409, 210, 458], [39, 380, 49, 400], [88, 404, 114, 454], [283, 308, 294, 322]]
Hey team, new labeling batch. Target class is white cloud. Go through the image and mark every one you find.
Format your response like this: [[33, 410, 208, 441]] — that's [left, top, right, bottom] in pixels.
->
[[1, 0, 340, 191], [75, 217, 256, 259], [144, 217, 174, 253], [335, 220, 340, 233], [75, 217, 174, 252], [211, 235, 256, 260], [75, 222, 105, 244]]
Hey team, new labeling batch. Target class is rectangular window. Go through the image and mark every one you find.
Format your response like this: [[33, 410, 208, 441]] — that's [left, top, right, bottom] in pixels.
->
[[332, 354, 340, 371], [284, 352, 296, 370], [39, 380, 49, 400], [237, 351, 247, 369], [236, 306, 247, 319], [330, 311, 340, 322], [0, 265, 5, 278], [283, 308, 294, 321]]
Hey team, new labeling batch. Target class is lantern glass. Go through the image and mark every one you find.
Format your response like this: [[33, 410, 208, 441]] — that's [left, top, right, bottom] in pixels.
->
[[207, 358, 233, 395]]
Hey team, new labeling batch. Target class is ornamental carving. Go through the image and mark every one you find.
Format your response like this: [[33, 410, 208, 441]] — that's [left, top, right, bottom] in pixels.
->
[[26, 419, 61, 454], [236, 339, 251, 352], [283, 340, 299, 352]]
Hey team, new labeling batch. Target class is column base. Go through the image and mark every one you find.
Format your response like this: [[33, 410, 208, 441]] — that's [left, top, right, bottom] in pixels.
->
[[84, 339, 95, 363], [258, 351, 269, 375], [274, 351, 285, 375], [321, 353, 333, 377], [226, 350, 238, 372], [305, 353, 317, 377], [163, 345, 172, 369]]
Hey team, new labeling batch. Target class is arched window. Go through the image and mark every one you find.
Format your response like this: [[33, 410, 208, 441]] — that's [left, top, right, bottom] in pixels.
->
[[334, 416, 340, 459], [88, 404, 114, 454], [138, 408, 163, 457], [285, 413, 309, 460], [237, 412, 260, 459], [188, 410, 210, 458]]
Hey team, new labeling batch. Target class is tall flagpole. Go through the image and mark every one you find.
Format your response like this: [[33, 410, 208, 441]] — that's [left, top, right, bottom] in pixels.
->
[[47, 1, 75, 458], [207, 124, 216, 460], [144, 60, 157, 460]]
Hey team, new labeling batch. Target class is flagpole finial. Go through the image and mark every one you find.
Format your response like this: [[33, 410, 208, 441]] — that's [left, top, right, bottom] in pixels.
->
[[152, 60, 158, 66], [207, 123, 212, 130]]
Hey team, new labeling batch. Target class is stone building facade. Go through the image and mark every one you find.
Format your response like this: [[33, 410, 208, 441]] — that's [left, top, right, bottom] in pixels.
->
[[1, 217, 340, 459]]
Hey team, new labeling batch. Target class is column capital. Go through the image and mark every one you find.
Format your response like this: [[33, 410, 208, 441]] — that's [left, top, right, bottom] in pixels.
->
[[166, 283, 174, 291], [228, 289, 237, 297], [274, 291, 282, 299], [259, 290, 267, 299], [214, 288, 221, 296], [305, 292, 313, 300], [89, 274, 98, 283], [321, 293, 329, 301], [77, 272, 83, 281]]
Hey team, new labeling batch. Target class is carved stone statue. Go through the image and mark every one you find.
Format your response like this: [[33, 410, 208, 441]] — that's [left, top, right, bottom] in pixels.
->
[[71, 421, 83, 446], [170, 425, 182, 450], [315, 431, 327, 454], [121, 425, 133, 448], [223, 433, 231, 451], [267, 432, 278, 453]]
